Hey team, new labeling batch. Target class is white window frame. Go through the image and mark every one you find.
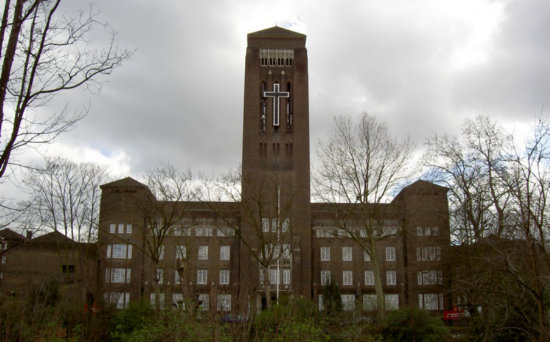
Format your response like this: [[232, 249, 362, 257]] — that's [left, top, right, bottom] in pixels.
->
[[156, 268, 163, 284], [176, 245, 186, 260], [321, 270, 331, 285], [341, 294, 355, 311], [320, 247, 330, 261], [386, 270, 396, 286], [364, 270, 374, 285], [217, 294, 231, 311], [198, 246, 208, 260], [385, 294, 399, 310], [343, 270, 353, 286], [198, 294, 209, 311], [219, 269, 230, 285], [363, 294, 377, 311], [220, 246, 230, 261], [197, 269, 208, 285], [364, 250, 371, 261], [386, 247, 396, 261], [342, 247, 352, 262]]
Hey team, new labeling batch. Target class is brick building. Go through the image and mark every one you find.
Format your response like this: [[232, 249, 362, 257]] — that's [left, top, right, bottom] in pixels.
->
[[98, 26, 451, 314]]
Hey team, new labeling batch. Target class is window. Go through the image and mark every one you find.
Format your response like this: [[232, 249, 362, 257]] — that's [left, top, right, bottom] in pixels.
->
[[425, 227, 431, 236], [0, 241, 6, 250], [417, 226, 423, 236], [105, 292, 130, 309], [343, 270, 353, 286], [158, 245, 165, 260], [342, 247, 352, 261], [150, 293, 165, 309], [416, 247, 441, 261], [432, 227, 439, 236], [198, 294, 209, 311], [126, 224, 132, 233], [172, 293, 184, 309], [105, 268, 131, 283], [321, 270, 331, 285], [1, 256, 5, 264], [320, 247, 330, 261], [262, 218, 270, 232], [282, 244, 291, 259], [386, 270, 396, 285], [364, 270, 374, 285], [176, 245, 186, 259], [110, 224, 131, 234], [417, 270, 443, 285], [198, 246, 208, 260], [364, 250, 371, 261], [418, 293, 444, 310], [219, 270, 230, 285], [197, 269, 208, 285], [118, 224, 124, 234], [217, 294, 231, 311], [269, 268, 278, 285], [385, 294, 399, 310], [220, 246, 230, 261], [318, 294, 324, 310], [282, 218, 290, 232], [107, 244, 132, 259], [110, 224, 116, 233], [283, 269, 291, 285], [341, 294, 355, 311], [363, 294, 377, 310], [175, 271, 181, 284], [386, 247, 396, 261], [156, 269, 163, 284], [217, 227, 234, 236]]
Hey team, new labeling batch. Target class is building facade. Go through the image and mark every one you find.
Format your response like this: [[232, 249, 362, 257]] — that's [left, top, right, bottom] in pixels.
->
[[98, 27, 451, 314]]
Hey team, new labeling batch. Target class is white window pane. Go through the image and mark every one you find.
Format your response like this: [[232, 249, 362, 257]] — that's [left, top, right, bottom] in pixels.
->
[[321, 270, 331, 285], [364, 250, 371, 261], [283, 269, 290, 284], [365, 270, 374, 285], [126, 224, 132, 234], [217, 294, 231, 311], [198, 246, 208, 260], [220, 246, 230, 260], [176, 245, 186, 259], [385, 294, 399, 310], [220, 270, 230, 285], [363, 294, 377, 311], [342, 247, 352, 261], [118, 224, 124, 234], [198, 294, 209, 311], [109, 224, 116, 234], [320, 247, 330, 261], [341, 294, 355, 311]]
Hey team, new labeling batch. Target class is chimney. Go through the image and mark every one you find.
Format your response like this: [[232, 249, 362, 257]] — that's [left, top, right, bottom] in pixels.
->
[[26, 231, 32, 240]]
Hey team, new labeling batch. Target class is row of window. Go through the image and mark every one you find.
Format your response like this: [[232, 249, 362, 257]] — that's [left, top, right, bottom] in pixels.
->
[[104, 267, 232, 285], [259, 268, 292, 285], [416, 246, 442, 261], [315, 226, 399, 238], [109, 224, 132, 234], [417, 226, 439, 237], [261, 218, 290, 233], [320, 270, 397, 286], [319, 294, 400, 311], [104, 292, 232, 311], [150, 293, 232, 311], [259, 49, 294, 67], [173, 226, 235, 237], [106, 244, 231, 261], [320, 246, 396, 262]]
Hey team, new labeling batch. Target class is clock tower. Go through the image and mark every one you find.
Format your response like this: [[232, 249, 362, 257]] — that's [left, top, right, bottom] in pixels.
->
[[240, 26, 311, 304]]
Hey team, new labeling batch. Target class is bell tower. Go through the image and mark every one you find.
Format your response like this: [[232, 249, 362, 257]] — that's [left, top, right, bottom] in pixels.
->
[[240, 26, 311, 302]]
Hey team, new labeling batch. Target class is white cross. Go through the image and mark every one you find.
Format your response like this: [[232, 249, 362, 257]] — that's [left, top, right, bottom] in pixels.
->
[[263, 83, 289, 127]]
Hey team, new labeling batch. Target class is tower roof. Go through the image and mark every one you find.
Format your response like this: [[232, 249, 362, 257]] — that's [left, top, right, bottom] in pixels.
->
[[248, 26, 306, 39], [100, 177, 148, 189]]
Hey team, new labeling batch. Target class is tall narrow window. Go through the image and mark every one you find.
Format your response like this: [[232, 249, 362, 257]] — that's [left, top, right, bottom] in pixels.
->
[[320, 247, 330, 261], [342, 247, 352, 261], [386, 247, 396, 261], [220, 246, 230, 261]]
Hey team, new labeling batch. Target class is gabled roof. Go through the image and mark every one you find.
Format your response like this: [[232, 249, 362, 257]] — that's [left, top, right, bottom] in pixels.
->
[[101, 177, 148, 189], [248, 26, 306, 39], [29, 230, 75, 245], [0, 228, 24, 240]]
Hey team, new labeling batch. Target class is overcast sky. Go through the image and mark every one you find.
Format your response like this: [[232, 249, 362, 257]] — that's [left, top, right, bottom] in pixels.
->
[[5, 0, 550, 196]]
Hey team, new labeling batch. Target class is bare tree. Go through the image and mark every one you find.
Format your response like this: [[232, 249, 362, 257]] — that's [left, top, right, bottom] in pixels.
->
[[426, 115, 550, 340], [203, 169, 293, 310], [0, 0, 131, 180], [314, 112, 415, 319], [20, 157, 107, 242], [425, 115, 512, 243], [142, 165, 198, 312]]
